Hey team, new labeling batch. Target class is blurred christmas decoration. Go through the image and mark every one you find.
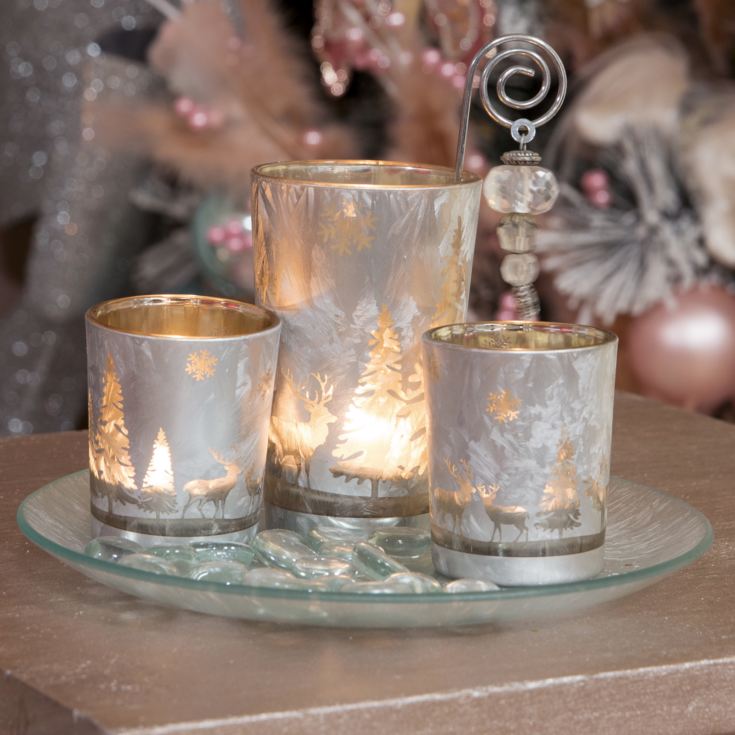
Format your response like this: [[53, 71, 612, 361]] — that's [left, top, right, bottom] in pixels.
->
[[627, 285, 735, 412], [4, 0, 735, 435]]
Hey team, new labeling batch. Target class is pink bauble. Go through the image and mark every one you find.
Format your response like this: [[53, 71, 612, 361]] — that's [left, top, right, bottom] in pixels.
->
[[628, 286, 735, 412]]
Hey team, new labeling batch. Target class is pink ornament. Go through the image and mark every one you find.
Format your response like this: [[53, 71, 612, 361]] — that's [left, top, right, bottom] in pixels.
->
[[385, 11, 405, 27], [496, 291, 520, 321], [421, 48, 442, 70], [207, 226, 226, 245], [174, 96, 195, 117], [225, 219, 244, 237], [303, 129, 323, 146], [628, 285, 735, 412], [189, 110, 210, 130], [439, 61, 456, 78], [581, 168, 611, 208]]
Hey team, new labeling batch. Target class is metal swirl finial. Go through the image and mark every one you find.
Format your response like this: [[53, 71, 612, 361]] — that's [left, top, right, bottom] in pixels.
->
[[454, 34, 567, 179]]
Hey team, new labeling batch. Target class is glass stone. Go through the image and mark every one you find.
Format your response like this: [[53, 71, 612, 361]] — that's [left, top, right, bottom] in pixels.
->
[[149, 545, 197, 563], [500, 253, 540, 286], [252, 530, 316, 570], [444, 578, 500, 593], [368, 528, 431, 559], [242, 567, 307, 590], [317, 542, 355, 562], [497, 213, 537, 253], [384, 572, 442, 593], [306, 527, 366, 551], [119, 553, 178, 576], [190, 560, 249, 585], [353, 542, 409, 580], [191, 541, 255, 566], [309, 575, 355, 591], [483, 165, 559, 214], [84, 536, 142, 562], [291, 556, 353, 579]]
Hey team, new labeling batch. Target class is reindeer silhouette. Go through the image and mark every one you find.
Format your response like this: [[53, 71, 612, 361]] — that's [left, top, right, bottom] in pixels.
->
[[270, 371, 336, 490], [476, 485, 529, 543], [182, 450, 242, 519], [432, 459, 477, 535]]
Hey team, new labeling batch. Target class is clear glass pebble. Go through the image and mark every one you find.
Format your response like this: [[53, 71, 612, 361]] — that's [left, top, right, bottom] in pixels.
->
[[252, 529, 316, 570], [242, 567, 307, 590], [191, 541, 255, 566], [483, 165, 559, 214], [317, 541, 355, 562], [84, 536, 142, 562], [368, 528, 431, 559], [119, 553, 178, 576], [444, 578, 501, 593], [500, 253, 540, 286], [306, 527, 366, 551], [292, 556, 353, 579], [497, 213, 537, 253], [190, 560, 249, 585], [149, 545, 197, 563], [384, 572, 442, 593], [353, 541, 409, 580]]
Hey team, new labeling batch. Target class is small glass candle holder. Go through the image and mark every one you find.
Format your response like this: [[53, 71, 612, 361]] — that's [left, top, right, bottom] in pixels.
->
[[252, 161, 482, 534], [423, 322, 617, 585], [86, 295, 280, 544]]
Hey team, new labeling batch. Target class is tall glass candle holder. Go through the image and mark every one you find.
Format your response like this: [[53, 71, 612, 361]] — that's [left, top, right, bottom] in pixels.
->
[[86, 295, 280, 544], [252, 161, 482, 533], [423, 322, 617, 585]]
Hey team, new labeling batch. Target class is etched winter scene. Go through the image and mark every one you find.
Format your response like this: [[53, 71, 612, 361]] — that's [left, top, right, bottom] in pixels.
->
[[424, 325, 617, 556], [253, 164, 481, 519], [86, 317, 279, 536]]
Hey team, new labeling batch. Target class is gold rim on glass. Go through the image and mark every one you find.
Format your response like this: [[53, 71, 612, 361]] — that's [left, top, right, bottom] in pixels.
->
[[251, 160, 481, 190], [86, 294, 280, 341], [423, 321, 618, 353]]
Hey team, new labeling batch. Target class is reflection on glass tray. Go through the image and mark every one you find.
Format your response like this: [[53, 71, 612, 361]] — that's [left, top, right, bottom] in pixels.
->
[[17, 471, 712, 628]]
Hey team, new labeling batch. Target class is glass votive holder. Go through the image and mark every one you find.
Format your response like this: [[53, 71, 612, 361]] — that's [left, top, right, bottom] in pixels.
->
[[85, 295, 281, 544], [422, 322, 618, 586], [252, 160, 482, 534]]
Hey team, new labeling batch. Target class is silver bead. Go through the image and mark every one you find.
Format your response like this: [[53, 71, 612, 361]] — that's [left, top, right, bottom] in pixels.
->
[[483, 165, 559, 214], [497, 214, 536, 253], [500, 253, 539, 286]]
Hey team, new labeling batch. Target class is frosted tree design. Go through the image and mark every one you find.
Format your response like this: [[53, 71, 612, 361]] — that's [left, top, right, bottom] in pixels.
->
[[318, 198, 375, 255], [331, 305, 424, 496], [535, 437, 582, 537], [432, 217, 466, 323], [139, 428, 177, 520], [93, 354, 138, 512]]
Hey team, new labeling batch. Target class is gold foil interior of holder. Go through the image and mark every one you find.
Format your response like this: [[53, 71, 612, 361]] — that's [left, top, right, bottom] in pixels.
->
[[87, 295, 278, 339], [426, 322, 617, 352], [252, 160, 480, 188]]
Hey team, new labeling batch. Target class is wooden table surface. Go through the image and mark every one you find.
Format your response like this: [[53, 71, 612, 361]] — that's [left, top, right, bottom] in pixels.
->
[[1, 392, 733, 735]]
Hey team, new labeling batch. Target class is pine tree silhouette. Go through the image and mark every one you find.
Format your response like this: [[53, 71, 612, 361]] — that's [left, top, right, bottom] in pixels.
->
[[140, 428, 177, 520], [94, 354, 138, 513], [535, 437, 582, 537], [433, 217, 466, 323]]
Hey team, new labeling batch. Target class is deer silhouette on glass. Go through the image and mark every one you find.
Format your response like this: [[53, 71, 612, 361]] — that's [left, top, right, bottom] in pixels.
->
[[476, 484, 529, 543], [270, 371, 336, 490], [182, 450, 241, 519], [432, 459, 477, 535]]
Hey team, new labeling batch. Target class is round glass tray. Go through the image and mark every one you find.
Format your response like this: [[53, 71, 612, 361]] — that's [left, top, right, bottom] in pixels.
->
[[17, 471, 712, 628]]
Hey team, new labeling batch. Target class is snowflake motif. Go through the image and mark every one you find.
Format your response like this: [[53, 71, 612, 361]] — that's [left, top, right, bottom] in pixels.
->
[[318, 199, 375, 255], [185, 350, 219, 381], [486, 389, 521, 423]]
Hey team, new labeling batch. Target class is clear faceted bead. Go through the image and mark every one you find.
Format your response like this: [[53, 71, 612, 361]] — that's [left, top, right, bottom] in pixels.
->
[[497, 213, 537, 253], [483, 165, 559, 214], [500, 253, 539, 286]]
